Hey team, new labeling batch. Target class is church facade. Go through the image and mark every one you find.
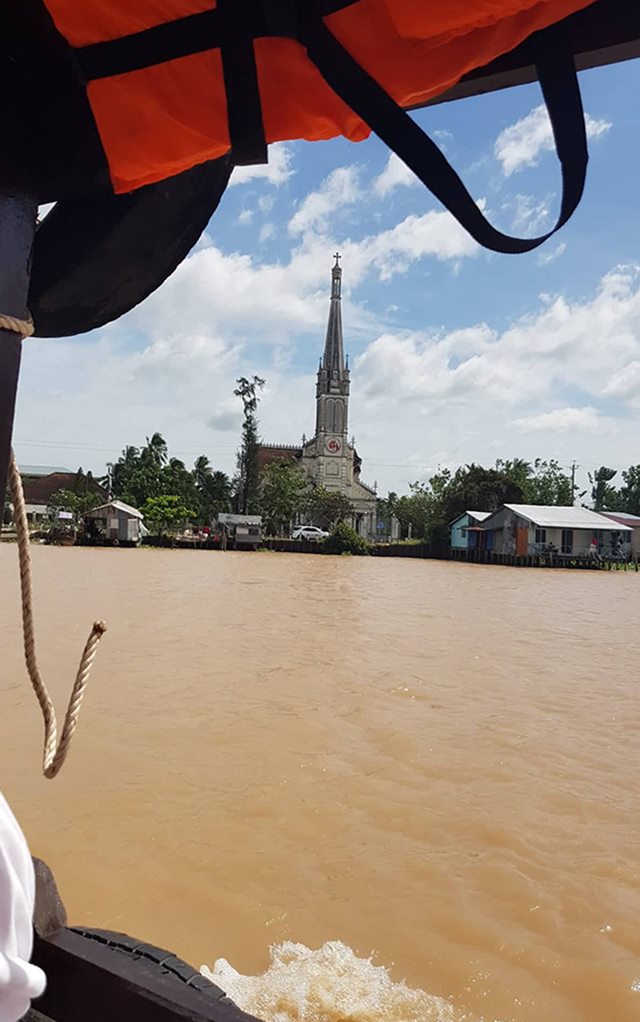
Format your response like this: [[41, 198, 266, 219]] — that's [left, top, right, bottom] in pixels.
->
[[258, 256, 378, 537]]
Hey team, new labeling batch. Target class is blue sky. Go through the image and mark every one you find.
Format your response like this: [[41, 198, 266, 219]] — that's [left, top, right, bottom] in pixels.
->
[[16, 57, 640, 496]]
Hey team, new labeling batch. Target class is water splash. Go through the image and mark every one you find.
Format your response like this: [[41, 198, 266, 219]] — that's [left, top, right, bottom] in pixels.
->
[[202, 941, 465, 1022]]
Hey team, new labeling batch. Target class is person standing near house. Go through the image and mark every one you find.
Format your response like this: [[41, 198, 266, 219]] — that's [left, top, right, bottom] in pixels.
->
[[0, 791, 46, 1021]]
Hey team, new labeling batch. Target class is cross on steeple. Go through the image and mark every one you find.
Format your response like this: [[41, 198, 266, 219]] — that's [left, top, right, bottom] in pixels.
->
[[333, 252, 341, 267]]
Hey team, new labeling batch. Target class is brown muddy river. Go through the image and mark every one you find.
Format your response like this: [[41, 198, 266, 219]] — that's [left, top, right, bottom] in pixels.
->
[[1, 547, 639, 1022]]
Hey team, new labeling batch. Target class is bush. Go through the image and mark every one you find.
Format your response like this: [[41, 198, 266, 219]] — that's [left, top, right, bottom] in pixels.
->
[[323, 522, 370, 556]]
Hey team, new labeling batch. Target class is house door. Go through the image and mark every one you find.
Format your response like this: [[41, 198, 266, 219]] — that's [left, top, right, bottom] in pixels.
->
[[516, 526, 528, 556], [561, 529, 573, 555]]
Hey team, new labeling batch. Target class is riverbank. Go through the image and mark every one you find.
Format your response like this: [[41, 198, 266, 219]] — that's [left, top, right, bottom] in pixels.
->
[[139, 533, 639, 570]]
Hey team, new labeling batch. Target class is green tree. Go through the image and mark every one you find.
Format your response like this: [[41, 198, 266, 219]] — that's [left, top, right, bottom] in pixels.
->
[[617, 465, 640, 515], [234, 375, 265, 514], [324, 522, 370, 555], [588, 466, 619, 510], [111, 444, 161, 507], [48, 488, 101, 519], [192, 457, 233, 523], [497, 458, 572, 505], [306, 487, 354, 530], [261, 460, 310, 536], [443, 464, 524, 523], [142, 495, 195, 536], [142, 432, 169, 467], [161, 457, 200, 510], [377, 490, 398, 537]]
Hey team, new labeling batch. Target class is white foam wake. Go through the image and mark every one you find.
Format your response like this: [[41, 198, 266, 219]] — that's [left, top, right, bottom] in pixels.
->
[[202, 940, 463, 1022]]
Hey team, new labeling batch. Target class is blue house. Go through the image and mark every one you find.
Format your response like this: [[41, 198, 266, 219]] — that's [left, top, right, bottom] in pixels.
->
[[450, 510, 491, 550]]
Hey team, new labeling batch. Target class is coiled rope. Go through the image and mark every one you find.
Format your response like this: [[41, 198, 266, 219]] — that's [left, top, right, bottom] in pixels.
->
[[2, 293, 106, 778]]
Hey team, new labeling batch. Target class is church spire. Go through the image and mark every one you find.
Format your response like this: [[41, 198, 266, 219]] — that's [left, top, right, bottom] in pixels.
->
[[322, 253, 345, 374], [315, 253, 350, 438]]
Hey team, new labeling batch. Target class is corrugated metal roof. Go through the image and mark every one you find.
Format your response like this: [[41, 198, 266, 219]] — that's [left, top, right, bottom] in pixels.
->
[[600, 511, 640, 526], [467, 510, 491, 522], [19, 464, 71, 476], [86, 500, 143, 519], [500, 504, 633, 531]]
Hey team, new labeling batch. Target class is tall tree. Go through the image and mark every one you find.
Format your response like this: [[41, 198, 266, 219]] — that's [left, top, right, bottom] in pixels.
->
[[589, 466, 618, 510], [306, 486, 354, 530], [234, 375, 265, 514], [497, 458, 572, 505], [261, 460, 310, 536], [193, 455, 212, 491], [617, 465, 640, 515], [199, 470, 233, 523], [143, 432, 168, 467]]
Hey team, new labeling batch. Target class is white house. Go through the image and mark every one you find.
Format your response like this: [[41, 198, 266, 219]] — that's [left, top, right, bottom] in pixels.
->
[[478, 504, 632, 557], [84, 500, 144, 544]]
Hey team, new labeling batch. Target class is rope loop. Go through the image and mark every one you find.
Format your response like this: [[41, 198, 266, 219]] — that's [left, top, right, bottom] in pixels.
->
[[8, 452, 106, 778], [0, 313, 34, 338]]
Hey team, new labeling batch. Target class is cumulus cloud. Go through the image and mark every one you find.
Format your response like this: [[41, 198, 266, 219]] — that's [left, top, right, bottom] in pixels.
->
[[229, 143, 294, 187], [512, 407, 605, 433], [356, 266, 640, 413], [289, 166, 361, 236], [372, 154, 417, 198], [495, 105, 611, 176]]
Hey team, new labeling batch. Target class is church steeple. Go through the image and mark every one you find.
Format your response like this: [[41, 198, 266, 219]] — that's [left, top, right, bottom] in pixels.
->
[[322, 253, 344, 373], [316, 254, 350, 437]]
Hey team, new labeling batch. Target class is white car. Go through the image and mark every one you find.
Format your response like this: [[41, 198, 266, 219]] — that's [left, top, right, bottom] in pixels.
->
[[291, 525, 329, 541]]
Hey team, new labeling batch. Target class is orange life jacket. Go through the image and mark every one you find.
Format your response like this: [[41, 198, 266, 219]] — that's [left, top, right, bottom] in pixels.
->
[[41, 0, 595, 253]]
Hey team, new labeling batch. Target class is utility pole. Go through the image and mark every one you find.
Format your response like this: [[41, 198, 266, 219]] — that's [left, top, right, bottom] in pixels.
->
[[571, 461, 578, 505]]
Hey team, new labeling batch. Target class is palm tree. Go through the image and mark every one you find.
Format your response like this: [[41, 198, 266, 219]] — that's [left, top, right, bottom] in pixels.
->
[[143, 432, 168, 467], [193, 455, 212, 491]]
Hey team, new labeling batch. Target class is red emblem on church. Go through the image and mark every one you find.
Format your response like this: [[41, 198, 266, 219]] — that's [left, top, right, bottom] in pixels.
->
[[327, 438, 341, 452]]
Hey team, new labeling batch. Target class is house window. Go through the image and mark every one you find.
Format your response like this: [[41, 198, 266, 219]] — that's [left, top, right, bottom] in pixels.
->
[[561, 529, 573, 554], [535, 528, 546, 545]]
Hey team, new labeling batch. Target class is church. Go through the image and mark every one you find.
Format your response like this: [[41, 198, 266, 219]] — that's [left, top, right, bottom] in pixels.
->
[[258, 256, 378, 537]]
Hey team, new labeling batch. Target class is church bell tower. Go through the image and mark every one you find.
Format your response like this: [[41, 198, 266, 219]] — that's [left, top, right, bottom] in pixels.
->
[[315, 253, 350, 449]]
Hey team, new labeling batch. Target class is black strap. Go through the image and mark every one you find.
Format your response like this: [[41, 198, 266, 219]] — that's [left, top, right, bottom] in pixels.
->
[[76, 3, 588, 250], [303, 18, 587, 255], [217, 0, 266, 165]]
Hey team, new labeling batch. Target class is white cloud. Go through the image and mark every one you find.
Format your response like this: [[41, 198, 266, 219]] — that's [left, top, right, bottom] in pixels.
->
[[259, 223, 275, 243], [229, 143, 294, 187], [502, 193, 552, 235], [289, 166, 361, 236], [355, 266, 640, 415], [602, 360, 640, 406], [372, 154, 417, 198], [495, 105, 612, 176], [537, 242, 567, 266], [512, 406, 605, 433], [238, 209, 253, 225]]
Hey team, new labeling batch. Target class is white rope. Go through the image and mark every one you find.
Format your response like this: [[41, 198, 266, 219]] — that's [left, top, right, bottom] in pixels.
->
[[7, 451, 106, 778], [0, 313, 34, 338]]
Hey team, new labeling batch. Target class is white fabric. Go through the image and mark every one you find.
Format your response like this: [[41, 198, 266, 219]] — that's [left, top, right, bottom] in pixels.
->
[[0, 792, 46, 1022]]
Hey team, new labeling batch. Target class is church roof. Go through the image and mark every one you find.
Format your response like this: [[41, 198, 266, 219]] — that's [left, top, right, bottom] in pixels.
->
[[322, 253, 345, 374], [257, 444, 302, 472]]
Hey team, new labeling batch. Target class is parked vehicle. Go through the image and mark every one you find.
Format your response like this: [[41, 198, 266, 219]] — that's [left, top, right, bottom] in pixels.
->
[[291, 525, 329, 541]]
